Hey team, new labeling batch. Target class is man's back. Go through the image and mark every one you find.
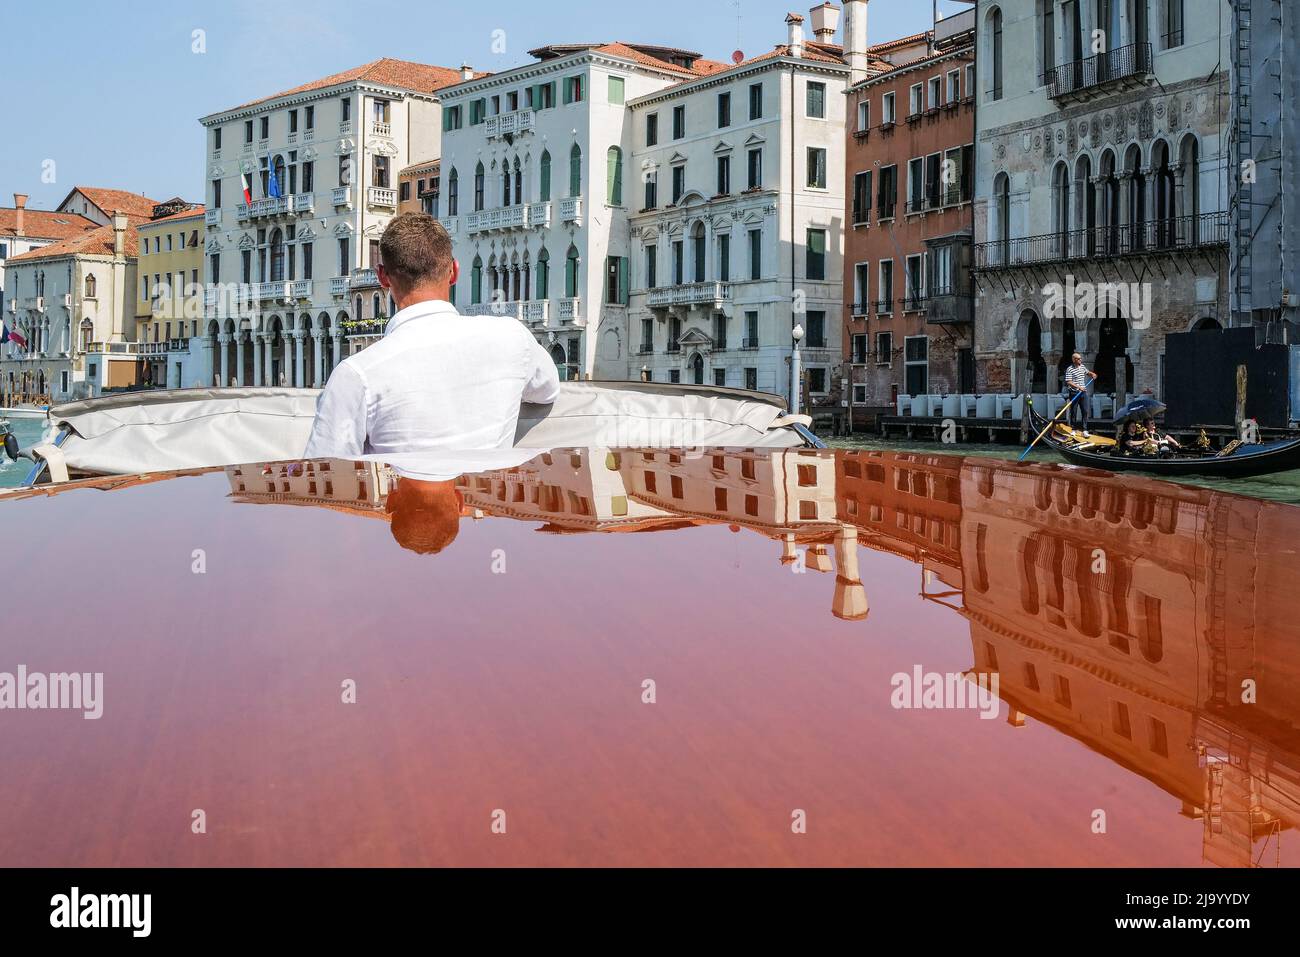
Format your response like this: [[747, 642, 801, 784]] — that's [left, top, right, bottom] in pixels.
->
[[304, 300, 561, 457]]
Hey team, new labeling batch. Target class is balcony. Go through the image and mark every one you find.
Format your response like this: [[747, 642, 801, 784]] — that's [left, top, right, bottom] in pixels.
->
[[369, 121, 392, 138], [485, 109, 536, 138], [974, 211, 1230, 271], [665, 341, 681, 354], [291, 279, 313, 299], [557, 297, 583, 326], [236, 196, 290, 221], [464, 301, 523, 320], [740, 337, 759, 350], [522, 301, 548, 324], [465, 201, 552, 233], [439, 216, 458, 234], [332, 186, 352, 207], [86, 341, 141, 356], [367, 186, 397, 209], [1040, 42, 1153, 102], [293, 193, 314, 214], [168, 337, 191, 352], [647, 281, 733, 309], [558, 197, 582, 224], [330, 276, 349, 297], [205, 208, 222, 227], [256, 281, 292, 301], [874, 298, 895, 316], [339, 120, 353, 136], [350, 268, 380, 289], [926, 289, 975, 325]]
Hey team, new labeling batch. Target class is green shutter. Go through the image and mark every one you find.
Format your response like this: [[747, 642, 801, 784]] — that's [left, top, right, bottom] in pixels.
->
[[607, 148, 622, 206], [617, 257, 629, 304], [539, 152, 551, 201], [536, 258, 548, 299], [565, 253, 577, 298], [563, 77, 573, 104], [569, 146, 581, 198]]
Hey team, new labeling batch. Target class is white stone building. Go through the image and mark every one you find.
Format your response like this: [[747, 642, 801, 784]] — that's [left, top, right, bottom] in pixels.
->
[[3, 211, 141, 401], [971, 0, 1230, 398], [627, 6, 853, 398], [435, 42, 732, 381], [198, 58, 457, 389]]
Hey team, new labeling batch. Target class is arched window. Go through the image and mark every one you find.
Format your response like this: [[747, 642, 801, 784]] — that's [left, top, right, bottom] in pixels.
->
[[447, 168, 459, 216], [988, 7, 1004, 101], [606, 146, 623, 206], [473, 162, 485, 212], [1051, 162, 1071, 257], [372, 292, 381, 318], [569, 144, 582, 198], [501, 163, 512, 207], [470, 255, 483, 305], [691, 352, 704, 384], [1179, 135, 1200, 235], [692, 222, 706, 282], [564, 245, 579, 298], [1099, 150, 1120, 254], [1124, 144, 1145, 248], [1152, 140, 1176, 248], [354, 294, 362, 318], [84, 274, 96, 298], [513, 157, 523, 205], [536, 248, 550, 299], [269, 227, 285, 281], [993, 172, 1011, 263], [539, 150, 552, 202], [1076, 154, 1095, 255]]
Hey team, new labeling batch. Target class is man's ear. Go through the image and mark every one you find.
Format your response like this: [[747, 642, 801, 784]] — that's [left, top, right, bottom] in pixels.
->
[[376, 264, 391, 291], [448, 258, 460, 288]]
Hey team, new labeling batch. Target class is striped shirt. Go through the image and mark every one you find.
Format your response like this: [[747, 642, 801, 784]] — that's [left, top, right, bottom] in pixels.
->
[[1064, 363, 1090, 391]]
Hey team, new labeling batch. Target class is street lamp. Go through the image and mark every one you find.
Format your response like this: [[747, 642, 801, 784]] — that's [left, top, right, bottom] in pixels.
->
[[790, 323, 805, 416]]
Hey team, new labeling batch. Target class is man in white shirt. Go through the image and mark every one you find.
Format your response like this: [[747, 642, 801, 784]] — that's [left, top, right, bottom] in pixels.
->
[[1062, 352, 1096, 437], [304, 213, 561, 457]]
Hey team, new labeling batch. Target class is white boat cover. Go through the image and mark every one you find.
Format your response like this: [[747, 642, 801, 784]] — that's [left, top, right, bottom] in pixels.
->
[[41, 382, 806, 477]]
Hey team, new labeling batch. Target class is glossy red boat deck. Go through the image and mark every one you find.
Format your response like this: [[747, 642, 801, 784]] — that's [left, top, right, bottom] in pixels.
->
[[0, 449, 1296, 867]]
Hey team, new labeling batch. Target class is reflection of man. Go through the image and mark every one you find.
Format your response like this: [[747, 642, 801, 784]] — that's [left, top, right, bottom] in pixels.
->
[[1062, 352, 1096, 436], [303, 212, 560, 458], [386, 477, 463, 555]]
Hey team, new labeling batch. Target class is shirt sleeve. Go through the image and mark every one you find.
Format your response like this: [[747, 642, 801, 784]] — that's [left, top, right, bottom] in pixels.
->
[[303, 361, 369, 458], [521, 335, 561, 405]]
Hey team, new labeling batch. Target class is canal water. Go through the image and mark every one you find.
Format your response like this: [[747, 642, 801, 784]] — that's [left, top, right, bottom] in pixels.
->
[[0, 417, 54, 488], [828, 435, 1300, 505]]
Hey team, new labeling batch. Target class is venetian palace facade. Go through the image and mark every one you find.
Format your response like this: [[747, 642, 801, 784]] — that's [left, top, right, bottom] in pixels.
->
[[971, 0, 1229, 399]]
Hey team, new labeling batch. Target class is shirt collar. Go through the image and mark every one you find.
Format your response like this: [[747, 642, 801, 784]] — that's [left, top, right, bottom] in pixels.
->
[[385, 299, 459, 336]]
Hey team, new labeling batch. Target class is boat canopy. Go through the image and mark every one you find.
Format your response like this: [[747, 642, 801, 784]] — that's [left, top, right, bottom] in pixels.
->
[[32, 383, 810, 481]]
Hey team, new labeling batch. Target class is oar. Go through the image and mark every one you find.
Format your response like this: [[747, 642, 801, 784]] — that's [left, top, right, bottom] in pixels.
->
[[1019, 390, 1087, 461]]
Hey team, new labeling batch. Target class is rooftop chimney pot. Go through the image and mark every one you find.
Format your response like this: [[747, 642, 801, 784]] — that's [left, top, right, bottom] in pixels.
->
[[13, 193, 27, 236]]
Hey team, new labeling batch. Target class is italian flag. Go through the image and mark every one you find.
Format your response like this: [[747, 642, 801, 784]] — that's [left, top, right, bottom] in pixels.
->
[[241, 172, 253, 205]]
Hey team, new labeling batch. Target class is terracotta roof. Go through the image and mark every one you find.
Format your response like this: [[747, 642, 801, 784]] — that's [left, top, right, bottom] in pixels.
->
[[140, 205, 205, 226], [523, 41, 720, 77], [869, 30, 934, 54], [8, 217, 146, 262], [67, 186, 161, 220], [0, 208, 97, 241], [228, 58, 463, 111], [399, 159, 440, 176]]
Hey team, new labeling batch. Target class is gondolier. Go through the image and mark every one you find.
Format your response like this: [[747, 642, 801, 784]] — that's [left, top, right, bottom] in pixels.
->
[[1062, 353, 1096, 435]]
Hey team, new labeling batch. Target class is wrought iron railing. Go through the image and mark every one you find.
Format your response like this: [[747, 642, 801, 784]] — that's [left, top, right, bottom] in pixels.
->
[[1040, 42, 1153, 99], [974, 211, 1228, 270]]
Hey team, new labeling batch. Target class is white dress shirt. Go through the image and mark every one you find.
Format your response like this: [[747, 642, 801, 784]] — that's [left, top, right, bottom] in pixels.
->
[[303, 299, 561, 457]]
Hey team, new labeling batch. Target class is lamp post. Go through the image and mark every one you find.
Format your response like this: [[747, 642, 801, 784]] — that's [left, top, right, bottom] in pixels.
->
[[790, 323, 805, 416]]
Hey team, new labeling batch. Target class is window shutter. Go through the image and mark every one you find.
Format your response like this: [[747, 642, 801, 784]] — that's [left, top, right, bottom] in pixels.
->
[[563, 78, 573, 105], [617, 257, 629, 304]]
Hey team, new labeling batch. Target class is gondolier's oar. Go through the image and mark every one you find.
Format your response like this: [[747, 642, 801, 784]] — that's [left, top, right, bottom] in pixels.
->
[[1019, 390, 1087, 461]]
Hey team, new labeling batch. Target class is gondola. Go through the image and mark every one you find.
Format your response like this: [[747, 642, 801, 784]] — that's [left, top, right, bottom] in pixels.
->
[[1026, 402, 1300, 478]]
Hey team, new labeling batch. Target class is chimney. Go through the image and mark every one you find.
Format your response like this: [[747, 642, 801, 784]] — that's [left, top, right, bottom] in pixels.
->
[[785, 12, 805, 58], [12, 193, 27, 237], [112, 210, 127, 257], [460, 63, 474, 81], [842, 0, 870, 85], [809, 2, 841, 43]]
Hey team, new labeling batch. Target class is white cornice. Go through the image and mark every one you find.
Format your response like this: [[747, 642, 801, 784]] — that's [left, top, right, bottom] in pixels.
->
[[628, 56, 850, 111]]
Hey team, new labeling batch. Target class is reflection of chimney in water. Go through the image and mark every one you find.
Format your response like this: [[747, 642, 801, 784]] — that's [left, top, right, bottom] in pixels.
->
[[779, 532, 799, 566], [805, 543, 833, 573], [832, 525, 869, 621]]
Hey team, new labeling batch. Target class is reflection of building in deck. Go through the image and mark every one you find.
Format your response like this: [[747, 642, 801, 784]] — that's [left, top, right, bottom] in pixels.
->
[[958, 460, 1300, 867], [226, 459, 394, 519]]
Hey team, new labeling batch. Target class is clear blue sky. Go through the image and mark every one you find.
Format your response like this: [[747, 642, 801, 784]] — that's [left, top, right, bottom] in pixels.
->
[[3, 0, 969, 211]]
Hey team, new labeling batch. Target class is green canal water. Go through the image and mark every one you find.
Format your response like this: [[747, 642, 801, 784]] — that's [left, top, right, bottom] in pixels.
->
[[826, 435, 1300, 506]]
